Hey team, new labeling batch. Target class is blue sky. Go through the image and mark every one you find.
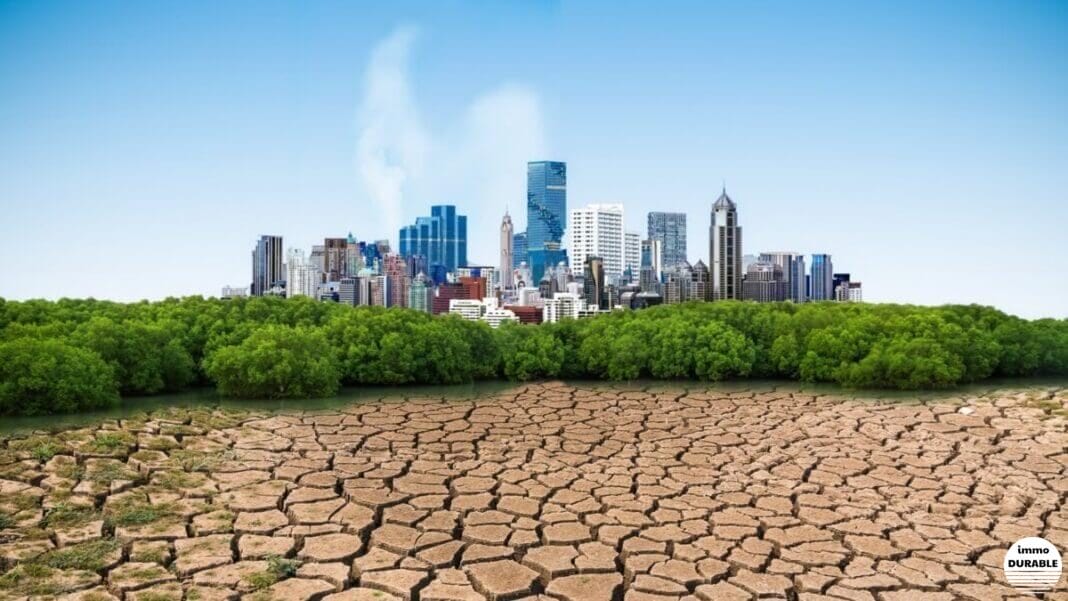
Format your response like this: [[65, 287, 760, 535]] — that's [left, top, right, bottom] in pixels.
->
[[1, 1, 1066, 317]]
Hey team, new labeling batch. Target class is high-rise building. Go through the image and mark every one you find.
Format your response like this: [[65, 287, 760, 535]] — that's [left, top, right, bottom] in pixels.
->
[[323, 237, 348, 281], [408, 272, 432, 313], [742, 262, 789, 302], [398, 205, 468, 273], [709, 188, 742, 300], [810, 254, 834, 301], [500, 211, 514, 290], [543, 292, 585, 323], [647, 212, 687, 269], [624, 231, 641, 277], [583, 256, 607, 310], [382, 254, 409, 308], [568, 203, 625, 281], [285, 248, 321, 298], [760, 252, 806, 303], [251, 235, 283, 296], [512, 232, 528, 269], [528, 242, 567, 285], [526, 161, 567, 252], [691, 260, 711, 301], [833, 272, 851, 301], [641, 239, 663, 282]]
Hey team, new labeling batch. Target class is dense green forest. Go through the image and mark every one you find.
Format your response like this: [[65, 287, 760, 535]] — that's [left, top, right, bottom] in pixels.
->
[[0, 296, 1066, 415]]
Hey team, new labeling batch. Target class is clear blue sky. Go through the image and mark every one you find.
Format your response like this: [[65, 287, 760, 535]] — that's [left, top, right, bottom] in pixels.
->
[[2, 1, 1066, 317]]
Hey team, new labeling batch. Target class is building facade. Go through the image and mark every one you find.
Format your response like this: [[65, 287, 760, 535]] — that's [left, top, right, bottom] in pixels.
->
[[512, 232, 527, 270], [647, 212, 687, 269], [285, 248, 321, 298], [810, 254, 834, 301], [568, 203, 625, 281], [624, 231, 641, 277], [759, 252, 806, 303], [398, 205, 468, 273], [526, 161, 567, 252], [500, 210, 514, 290], [709, 189, 742, 300], [251, 235, 283, 296], [742, 262, 789, 302]]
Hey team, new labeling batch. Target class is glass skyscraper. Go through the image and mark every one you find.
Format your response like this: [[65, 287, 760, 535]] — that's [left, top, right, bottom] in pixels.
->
[[512, 232, 527, 269], [647, 212, 687, 268], [810, 254, 834, 301], [399, 205, 467, 273], [526, 161, 566, 252]]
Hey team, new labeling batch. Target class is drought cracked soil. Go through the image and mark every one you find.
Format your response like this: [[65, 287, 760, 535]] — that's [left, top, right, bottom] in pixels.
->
[[1, 382, 1067, 601]]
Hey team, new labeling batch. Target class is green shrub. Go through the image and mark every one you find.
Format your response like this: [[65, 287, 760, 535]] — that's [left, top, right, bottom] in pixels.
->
[[0, 338, 119, 415], [203, 324, 340, 398]]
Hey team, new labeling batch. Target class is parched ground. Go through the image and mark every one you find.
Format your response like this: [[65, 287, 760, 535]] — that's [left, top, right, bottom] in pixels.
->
[[1, 383, 1067, 601]]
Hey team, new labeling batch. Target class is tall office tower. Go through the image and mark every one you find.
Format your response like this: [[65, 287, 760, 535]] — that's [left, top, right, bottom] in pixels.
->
[[408, 272, 432, 313], [323, 237, 348, 281], [742, 262, 789, 302], [382, 254, 409, 308], [512, 232, 528, 269], [285, 249, 321, 298], [526, 161, 567, 252], [810, 254, 834, 301], [309, 245, 326, 275], [568, 203, 625, 281], [583, 256, 607, 310], [641, 239, 663, 282], [709, 188, 742, 300], [624, 231, 641, 275], [691, 259, 711, 301], [500, 211, 514, 290], [406, 255, 428, 280], [399, 205, 468, 273], [647, 212, 687, 268], [251, 235, 283, 296], [527, 242, 567, 285], [760, 252, 806, 303], [344, 233, 363, 277], [338, 278, 358, 306], [663, 265, 693, 304]]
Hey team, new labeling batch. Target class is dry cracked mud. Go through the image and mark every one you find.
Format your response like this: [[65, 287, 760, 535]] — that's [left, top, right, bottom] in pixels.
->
[[1, 382, 1067, 601]]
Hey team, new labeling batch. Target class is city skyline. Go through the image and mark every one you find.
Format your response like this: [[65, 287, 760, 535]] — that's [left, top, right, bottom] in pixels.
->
[[2, 2, 1067, 317]]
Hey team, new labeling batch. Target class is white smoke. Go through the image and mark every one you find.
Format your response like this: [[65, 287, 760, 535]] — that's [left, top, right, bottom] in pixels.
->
[[356, 28, 546, 262], [356, 26, 429, 239]]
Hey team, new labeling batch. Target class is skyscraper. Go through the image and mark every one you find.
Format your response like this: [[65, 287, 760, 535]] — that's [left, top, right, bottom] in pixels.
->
[[583, 255, 607, 310], [759, 252, 806, 303], [567, 203, 625, 281], [810, 254, 834, 301], [526, 161, 566, 252], [709, 188, 742, 300], [323, 237, 347, 281], [398, 205, 468, 273], [500, 211, 514, 290], [285, 248, 321, 299], [647, 212, 687, 268], [512, 232, 527, 269], [742, 261, 789, 302], [251, 235, 283, 296], [624, 231, 641, 277]]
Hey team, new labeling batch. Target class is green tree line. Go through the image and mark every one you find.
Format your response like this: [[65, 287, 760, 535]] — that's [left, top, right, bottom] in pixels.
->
[[0, 296, 1065, 415]]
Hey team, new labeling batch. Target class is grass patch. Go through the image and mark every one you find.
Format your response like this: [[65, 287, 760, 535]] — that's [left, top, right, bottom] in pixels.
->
[[42, 503, 98, 529], [104, 499, 175, 528], [87, 432, 134, 453], [242, 555, 301, 591], [85, 461, 141, 484], [0, 513, 15, 529], [34, 539, 119, 571]]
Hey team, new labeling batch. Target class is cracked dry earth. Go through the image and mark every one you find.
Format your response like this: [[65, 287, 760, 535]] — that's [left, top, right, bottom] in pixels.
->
[[1, 383, 1067, 601]]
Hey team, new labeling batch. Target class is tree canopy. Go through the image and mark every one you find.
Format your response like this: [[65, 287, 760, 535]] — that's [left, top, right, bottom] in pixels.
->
[[0, 296, 1065, 414]]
